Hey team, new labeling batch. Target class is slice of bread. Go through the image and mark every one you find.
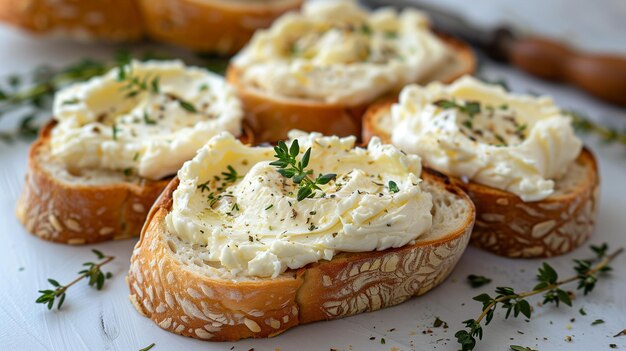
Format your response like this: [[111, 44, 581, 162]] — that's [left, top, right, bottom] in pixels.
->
[[227, 33, 476, 143], [127, 169, 474, 341], [16, 121, 253, 245], [139, 0, 303, 55], [0, 0, 143, 41], [363, 100, 600, 258]]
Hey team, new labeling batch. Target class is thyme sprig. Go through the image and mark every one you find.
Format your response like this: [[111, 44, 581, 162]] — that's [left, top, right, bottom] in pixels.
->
[[565, 110, 626, 147], [456, 243, 623, 351], [270, 140, 336, 201], [35, 249, 114, 310]]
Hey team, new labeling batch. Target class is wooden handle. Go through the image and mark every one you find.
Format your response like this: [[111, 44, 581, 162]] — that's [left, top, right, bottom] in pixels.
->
[[507, 36, 626, 106]]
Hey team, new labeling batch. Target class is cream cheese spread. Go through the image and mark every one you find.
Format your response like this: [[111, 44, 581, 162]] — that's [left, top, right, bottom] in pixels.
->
[[167, 131, 433, 278], [232, 0, 450, 106], [50, 60, 243, 180], [390, 76, 583, 201]]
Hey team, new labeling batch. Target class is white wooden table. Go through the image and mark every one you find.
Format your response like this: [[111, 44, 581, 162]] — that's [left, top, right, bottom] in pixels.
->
[[1, 2, 626, 350]]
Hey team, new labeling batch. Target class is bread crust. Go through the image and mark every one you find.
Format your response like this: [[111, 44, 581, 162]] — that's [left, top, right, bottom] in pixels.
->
[[0, 0, 143, 41], [139, 0, 303, 55], [227, 33, 476, 143], [126, 170, 475, 341], [16, 121, 254, 244], [362, 100, 600, 258]]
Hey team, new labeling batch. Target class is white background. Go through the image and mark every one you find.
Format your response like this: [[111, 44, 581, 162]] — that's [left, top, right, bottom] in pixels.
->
[[1, 1, 626, 350]]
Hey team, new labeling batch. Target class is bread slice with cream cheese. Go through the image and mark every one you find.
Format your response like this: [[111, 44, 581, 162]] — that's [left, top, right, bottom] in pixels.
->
[[16, 121, 254, 245], [127, 132, 475, 341], [363, 97, 599, 258], [16, 61, 252, 244], [227, 1, 476, 143]]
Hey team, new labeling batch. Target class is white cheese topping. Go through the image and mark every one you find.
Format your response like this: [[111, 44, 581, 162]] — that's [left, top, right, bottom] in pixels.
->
[[50, 60, 243, 180], [232, 0, 450, 106], [390, 75, 583, 202], [167, 131, 433, 278]]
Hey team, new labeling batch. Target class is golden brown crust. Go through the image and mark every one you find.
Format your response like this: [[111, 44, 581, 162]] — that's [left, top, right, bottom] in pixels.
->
[[0, 0, 143, 41], [127, 170, 475, 341], [139, 0, 303, 55], [227, 34, 475, 143], [16, 121, 254, 245], [362, 99, 396, 145], [459, 149, 598, 257], [362, 100, 600, 258]]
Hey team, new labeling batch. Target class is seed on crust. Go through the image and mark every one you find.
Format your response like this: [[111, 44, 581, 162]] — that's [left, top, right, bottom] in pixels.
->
[[65, 218, 82, 232], [99, 227, 114, 236], [244, 318, 261, 333], [48, 214, 63, 232], [132, 203, 145, 213]]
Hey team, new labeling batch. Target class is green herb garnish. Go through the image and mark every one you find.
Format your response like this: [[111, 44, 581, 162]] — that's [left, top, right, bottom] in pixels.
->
[[112, 124, 119, 140], [510, 346, 537, 351], [178, 99, 197, 113], [35, 250, 114, 310], [434, 99, 481, 118], [566, 110, 626, 147], [197, 180, 210, 193], [62, 98, 80, 105], [221, 165, 240, 183], [139, 343, 155, 351], [434, 317, 449, 328], [143, 111, 156, 125], [462, 120, 473, 130], [384, 31, 398, 39], [388, 181, 399, 193], [468, 275, 492, 288], [360, 24, 372, 35], [117, 64, 160, 98], [270, 140, 336, 201], [494, 134, 508, 146], [455, 244, 623, 351]]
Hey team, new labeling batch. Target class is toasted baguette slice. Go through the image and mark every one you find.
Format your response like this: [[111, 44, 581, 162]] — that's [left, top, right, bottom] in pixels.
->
[[139, 0, 302, 55], [363, 100, 600, 258], [227, 33, 476, 143], [16, 121, 253, 245], [127, 169, 475, 341], [0, 0, 143, 41]]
